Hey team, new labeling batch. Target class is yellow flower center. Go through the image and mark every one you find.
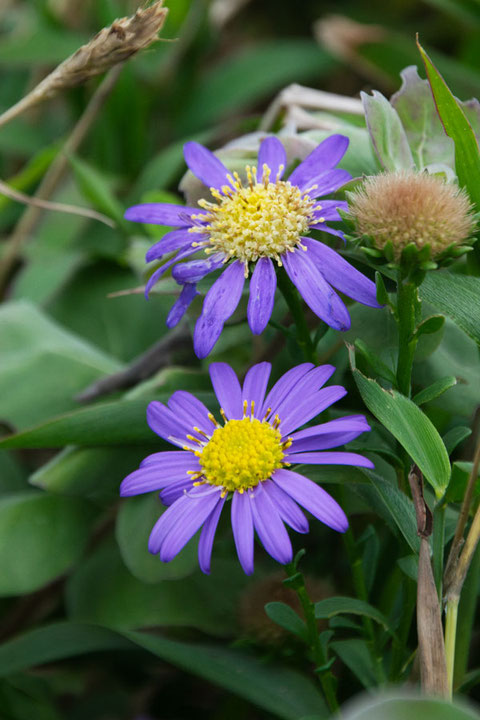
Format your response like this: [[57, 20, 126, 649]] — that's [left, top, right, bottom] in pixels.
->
[[190, 165, 316, 275], [197, 416, 286, 493]]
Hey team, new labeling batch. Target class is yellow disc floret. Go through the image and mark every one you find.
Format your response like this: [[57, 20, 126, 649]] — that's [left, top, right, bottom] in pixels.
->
[[189, 164, 316, 275], [198, 416, 285, 492]]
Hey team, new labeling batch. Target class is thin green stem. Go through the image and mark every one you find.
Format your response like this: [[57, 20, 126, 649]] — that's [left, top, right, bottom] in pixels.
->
[[454, 542, 480, 688], [395, 274, 420, 398], [433, 504, 446, 599], [277, 271, 317, 363], [285, 563, 339, 714], [445, 596, 459, 698]]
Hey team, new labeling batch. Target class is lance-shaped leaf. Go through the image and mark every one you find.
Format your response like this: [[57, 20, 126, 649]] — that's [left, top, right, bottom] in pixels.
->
[[361, 90, 414, 171]]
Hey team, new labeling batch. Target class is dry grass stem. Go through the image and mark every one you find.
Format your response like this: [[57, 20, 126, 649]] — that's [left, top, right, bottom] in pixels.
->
[[0, 1, 168, 130]]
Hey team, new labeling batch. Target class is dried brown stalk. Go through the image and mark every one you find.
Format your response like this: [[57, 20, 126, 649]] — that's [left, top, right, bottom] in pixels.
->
[[0, 1, 168, 130]]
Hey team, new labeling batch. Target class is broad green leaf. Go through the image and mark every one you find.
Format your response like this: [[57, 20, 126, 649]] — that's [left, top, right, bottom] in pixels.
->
[[350, 359, 451, 497], [330, 639, 378, 689], [314, 597, 393, 633], [264, 602, 307, 640], [0, 623, 132, 678], [420, 272, 480, 346], [116, 494, 198, 583], [412, 376, 457, 406], [343, 693, 479, 720], [0, 301, 120, 429], [361, 90, 414, 171], [180, 41, 335, 132], [390, 65, 455, 173], [124, 630, 328, 720], [418, 41, 480, 209], [66, 540, 247, 636], [0, 492, 93, 596]]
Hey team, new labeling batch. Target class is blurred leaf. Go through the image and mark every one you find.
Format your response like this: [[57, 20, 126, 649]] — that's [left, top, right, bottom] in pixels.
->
[[0, 491, 93, 596], [397, 555, 418, 582], [423, 0, 480, 26], [412, 376, 457, 406], [444, 461, 480, 503], [0, 27, 88, 65], [124, 630, 329, 720], [0, 301, 120, 429], [66, 540, 246, 636], [0, 675, 62, 720], [67, 154, 126, 227], [0, 145, 58, 212], [342, 693, 479, 720], [315, 597, 393, 633], [420, 272, 480, 346], [330, 639, 377, 689], [418, 41, 480, 209], [443, 426, 472, 455], [390, 65, 455, 173], [264, 602, 307, 640], [0, 623, 132, 677], [116, 494, 198, 583], [0, 451, 28, 494], [350, 356, 451, 497], [180, 41, 335, 132], [361, 90, 414, 171]]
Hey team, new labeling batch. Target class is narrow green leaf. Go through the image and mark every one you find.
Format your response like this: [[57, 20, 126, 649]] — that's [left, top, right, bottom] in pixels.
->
[[413, 376, 457, 406], [350, 351, 451, 497], [443, 426, 472, 455], [314, 597, 393, 633], [420, 272, 480, 346], [363, 472, 420, 553], [355, 339, 397, 384], [264, 602, 307, 640], [413, 315, 445, 338], [361, 90, 414, 171], [418, 39, 480, 209], [330, 639, 378, 689], [68, 154, 125, 227]]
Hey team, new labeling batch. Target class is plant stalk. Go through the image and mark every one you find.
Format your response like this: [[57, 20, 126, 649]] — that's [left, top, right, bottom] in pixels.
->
[[276, 271, 317, 364]]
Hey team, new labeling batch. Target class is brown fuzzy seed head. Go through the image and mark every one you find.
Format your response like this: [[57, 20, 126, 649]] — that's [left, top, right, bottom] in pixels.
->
[[349, 171, 475, 260]]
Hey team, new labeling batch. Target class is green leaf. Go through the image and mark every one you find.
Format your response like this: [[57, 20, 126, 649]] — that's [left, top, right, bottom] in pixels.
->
[[0, 492, 93, 596], [443, 426, 472, 455], [444, 461, 480, 503], [418, 40, 480, 209], [413, 315, 445, 338], [413, 376, 457, 406], [342, 693, 479, 719], [314, 597, 393, 633], [0, 300, 120, 430], [361, 90, 414, 171], [354, 339, 397, 384], [350, 354, 451, 497], [124, 630, 329, 720], [67, 154, 126, 227], [264, 602, 307, 640], [330, 639, 378, 689], [420, 272, 480, 346], [116, 494, 198, 582], [0, 623, 132, 678]]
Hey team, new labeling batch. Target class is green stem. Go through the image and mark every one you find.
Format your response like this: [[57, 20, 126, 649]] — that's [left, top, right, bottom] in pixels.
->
[[395, 274, 420, 398], [445, 596, 459, 698], [454, 542, 480, 687], [277, 270, 317, 364], [285, 563, 339, 714], [433, 504, 446, 598]]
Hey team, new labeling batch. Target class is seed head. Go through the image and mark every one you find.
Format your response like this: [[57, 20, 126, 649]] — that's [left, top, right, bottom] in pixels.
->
[[349, 171, 476, 261]]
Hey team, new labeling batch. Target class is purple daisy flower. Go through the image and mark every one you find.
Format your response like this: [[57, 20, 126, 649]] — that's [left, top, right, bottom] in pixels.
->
[[120, 361, 374, 575], [125, 135, 382, 358]]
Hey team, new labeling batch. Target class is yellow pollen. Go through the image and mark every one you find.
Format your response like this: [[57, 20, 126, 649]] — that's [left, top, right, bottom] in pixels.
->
[[189, 164, 316, 271], [198, 417, 285, 492]]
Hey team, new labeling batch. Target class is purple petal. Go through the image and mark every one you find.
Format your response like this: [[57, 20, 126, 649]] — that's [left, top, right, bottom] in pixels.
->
[[125, 203, 202, 227], [198, 495, 225, 574], [273, 468, 348, 532], [209, 362, 243, 420], [261, 363, 314, 418], [286, 451, 374, 468], [242, 362, 271, 417], [231, 490, 254, 574], [279, 386, 348, 436], [312, 200, 349, 222], [146, 229, 194, 262], [303, 169, 351, 198], [193, 261, 245, 358], [154, 487, 223, 561], [257, 137, 287, 180], [145, 246, 198, 298], [167, 390, 215, 434], [289, 415, 371, 453], [288, 135, 349, 191], [263, 480, 309, 533], [172, 253, 225, 284], [310, 224, 346, 241], [166, 283, 198, 328], [247, 257, 276, 335], [183, 141, 230, 190], [250, 484, 293, 565], [302, 238, 382, 308], [160, 478, 194, 506], [120, 453, 199, 496], [272, 364, 335, 420], [146, 401, 196, 446], [282, 249, 351, 331]]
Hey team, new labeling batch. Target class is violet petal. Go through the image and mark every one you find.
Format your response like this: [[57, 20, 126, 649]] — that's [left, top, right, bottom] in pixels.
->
[[288, 135, 349, 191], [125, 203, 202, 226], [183, 141, 230, 190], [263, 480, 309, 533], [257, 137, 287, 180], [279, 385, 348, 436], [250, 484, 293, 565], [242, 362, 271, 417], [231, 490, 254, 574], [209, 362, 243, 420], [247, 256, 276, 335], [198, 495, 225, 574], [166, 283, 198, 329]]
